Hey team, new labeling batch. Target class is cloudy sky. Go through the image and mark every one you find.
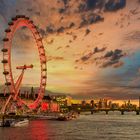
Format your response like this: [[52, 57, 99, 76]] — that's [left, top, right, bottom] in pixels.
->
[[0, 0, 140, 99]]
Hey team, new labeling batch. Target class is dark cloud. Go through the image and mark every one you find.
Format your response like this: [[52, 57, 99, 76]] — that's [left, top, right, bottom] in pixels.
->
[[46, 24, 55, 34], [110, 49, 124, 61], [77, 0, 126, 13], [100, 49, 126, 68], [45, 22, 75, 35], [79, 13, 104, 28], [93, 47, 106, 54], [38, 28, 46, 37], [76, 49, 126, 69], [104, 50, 114, 57], [105, 0, 126, 11], [65, 45, 70, 48], [81, 54, 92, 61], [62, 0, 68, 6], [85, 28, 90, 36], [68, 22, 75, 28], [76, 47, 106, 63], [104, 49, 123, 58], [58, 8, 66, 14], [130, 8, 140, 15], [57, 26, 65, 33], [78, 0, 105, 12], [101, 60, 119, 68], [86, 0, 97, 10], [98, 32, 104, 36], [58, 0, 69, 14], [72, 35, 77, 40], [78, 3, 87, 12]]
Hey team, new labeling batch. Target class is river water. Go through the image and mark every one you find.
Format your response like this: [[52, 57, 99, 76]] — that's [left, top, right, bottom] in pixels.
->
[[0, 112, 140, 140]]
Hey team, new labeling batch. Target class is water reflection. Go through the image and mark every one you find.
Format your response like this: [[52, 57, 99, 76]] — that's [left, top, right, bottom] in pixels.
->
[[30, 120, 50, 140], [0, 120, 53, 140]]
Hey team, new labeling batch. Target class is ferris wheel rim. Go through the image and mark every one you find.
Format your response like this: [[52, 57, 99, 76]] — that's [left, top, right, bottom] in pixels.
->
[[2, 15, 47, 109]]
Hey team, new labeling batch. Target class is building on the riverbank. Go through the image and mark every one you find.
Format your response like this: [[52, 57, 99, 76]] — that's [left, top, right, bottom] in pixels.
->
[[0, 92, 139, 113], [0, 93, 60, 113]]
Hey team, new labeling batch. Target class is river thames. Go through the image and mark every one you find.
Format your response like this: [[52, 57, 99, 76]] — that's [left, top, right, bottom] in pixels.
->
[[1, 112, 140, 140]]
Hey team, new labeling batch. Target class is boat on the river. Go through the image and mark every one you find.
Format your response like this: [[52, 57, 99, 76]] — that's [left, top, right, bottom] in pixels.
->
[[11, 119, 29, 127], [0, 118, 29, 127], [57, 115, 71, 121], [57, 112, 78, 121]]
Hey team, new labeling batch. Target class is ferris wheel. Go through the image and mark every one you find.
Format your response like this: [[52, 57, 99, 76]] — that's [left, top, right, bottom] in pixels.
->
[[1, 15, 47, 113]]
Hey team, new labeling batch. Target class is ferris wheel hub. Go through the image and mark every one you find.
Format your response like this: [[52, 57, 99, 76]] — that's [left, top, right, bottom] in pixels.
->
[[16, 64, 34, 70]]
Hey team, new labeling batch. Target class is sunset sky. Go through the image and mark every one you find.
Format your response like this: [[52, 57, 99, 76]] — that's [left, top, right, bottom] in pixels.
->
[[0, 0, 140, 99]]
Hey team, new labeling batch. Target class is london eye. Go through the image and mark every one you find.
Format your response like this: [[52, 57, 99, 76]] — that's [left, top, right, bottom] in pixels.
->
[[1, 15, 47, 113]]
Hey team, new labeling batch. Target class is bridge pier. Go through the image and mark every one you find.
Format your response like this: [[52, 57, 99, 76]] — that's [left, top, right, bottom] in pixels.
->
[[78, 111, 80, 115], [105, 111, 108, 115], [136, 111, 139, 115], [91, 110, 93, 114], [121, 111, 124, 115]]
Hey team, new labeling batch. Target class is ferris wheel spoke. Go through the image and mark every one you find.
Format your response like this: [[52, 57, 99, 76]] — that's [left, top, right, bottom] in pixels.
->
[[14, 64, 34, 100], [13, 69, 25, 100]]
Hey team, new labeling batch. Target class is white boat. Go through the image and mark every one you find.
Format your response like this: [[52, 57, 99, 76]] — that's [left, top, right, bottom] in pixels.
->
[[11, 119, 29, 127]]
